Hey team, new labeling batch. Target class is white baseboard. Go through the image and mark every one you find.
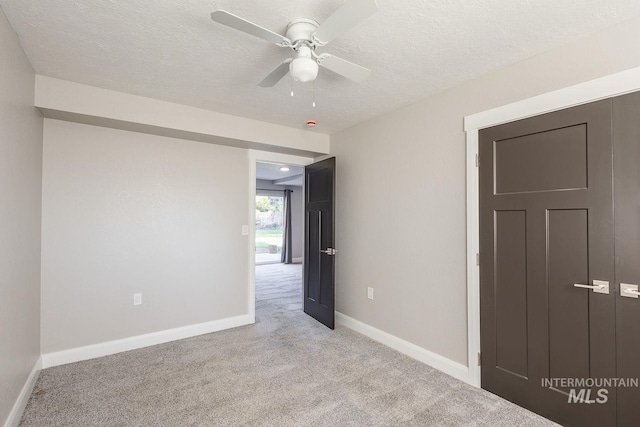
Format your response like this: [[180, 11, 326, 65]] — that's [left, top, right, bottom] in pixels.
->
[[335, 312, 470, 384], [4, 356, 42, 427], [41, 314, 253, 369], [292, 257, 303, 264]]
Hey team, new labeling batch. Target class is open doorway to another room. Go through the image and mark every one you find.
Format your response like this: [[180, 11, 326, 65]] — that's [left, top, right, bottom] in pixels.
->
[[255, 162, 304, 265], [254, 161, 304, 320]]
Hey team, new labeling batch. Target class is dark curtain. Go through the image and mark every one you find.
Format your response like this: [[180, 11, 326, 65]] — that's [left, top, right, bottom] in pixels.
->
[[281, 189, 293, 264]]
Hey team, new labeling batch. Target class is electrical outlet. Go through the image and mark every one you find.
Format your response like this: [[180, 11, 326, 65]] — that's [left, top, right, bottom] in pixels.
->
[[367, 287, 374, 300], [133, 293, 142, 306], [241, 225, 249, 235]]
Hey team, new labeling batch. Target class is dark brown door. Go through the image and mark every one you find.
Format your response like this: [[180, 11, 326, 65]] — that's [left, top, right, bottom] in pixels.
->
[[613, 92, 640, 427], [479, 100, 617, 426], [304, 157, 335, 329]]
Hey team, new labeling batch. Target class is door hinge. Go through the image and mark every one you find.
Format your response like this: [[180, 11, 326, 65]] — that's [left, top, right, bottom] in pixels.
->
[[475, 153, 479, 167], [477, 352, 482, 366], [476, 253, 479, 266]]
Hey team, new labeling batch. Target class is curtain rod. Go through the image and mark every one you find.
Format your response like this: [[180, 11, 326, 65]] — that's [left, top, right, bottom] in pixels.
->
[[256, 189, 294, 192]]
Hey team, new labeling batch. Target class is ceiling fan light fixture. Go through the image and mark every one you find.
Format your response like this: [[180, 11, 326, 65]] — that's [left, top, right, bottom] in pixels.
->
[[290, 57, 318, 82], [289, 46, 318, 83]]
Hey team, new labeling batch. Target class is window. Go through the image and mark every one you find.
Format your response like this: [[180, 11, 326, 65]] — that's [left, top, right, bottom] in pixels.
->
[[255, 195, 283, 264]]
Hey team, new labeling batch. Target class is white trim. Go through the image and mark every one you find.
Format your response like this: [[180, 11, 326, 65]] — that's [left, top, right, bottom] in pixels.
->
[[248, 150, 314, 323], [3, 357, 42, 427], [466, 129, 481, 388], [464, 65, 640, 389], [41, 315, 251, 368], [335, 312, 469, 384], [292, 257, 303, 264]]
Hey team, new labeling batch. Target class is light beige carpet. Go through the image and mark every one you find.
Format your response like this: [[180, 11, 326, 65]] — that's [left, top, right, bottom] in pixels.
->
[[19, 263, 555, 426]]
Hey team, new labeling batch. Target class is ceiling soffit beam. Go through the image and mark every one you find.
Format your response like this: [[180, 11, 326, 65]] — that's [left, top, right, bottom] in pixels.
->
[[34, 76, 330, 157], [272, 174, 304, 185]]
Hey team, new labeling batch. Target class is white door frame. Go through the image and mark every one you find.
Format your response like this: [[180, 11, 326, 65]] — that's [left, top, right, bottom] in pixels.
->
[[464, 66, 640, 387], [247, 150, 315, 323]]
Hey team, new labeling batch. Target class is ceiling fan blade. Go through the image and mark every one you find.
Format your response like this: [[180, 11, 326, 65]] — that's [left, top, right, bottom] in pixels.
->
[[258, 59, 293, 87], [318, 54, 371, 83], [314, 0, 378, 44], [211, 10, 288, 45]]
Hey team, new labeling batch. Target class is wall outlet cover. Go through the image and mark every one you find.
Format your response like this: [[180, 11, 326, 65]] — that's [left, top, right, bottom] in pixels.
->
[[133, 293, 142, 305]]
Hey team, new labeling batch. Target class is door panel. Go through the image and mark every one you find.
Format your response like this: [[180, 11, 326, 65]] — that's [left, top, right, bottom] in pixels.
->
[[613, 92, 640, 427], [308, 168, 331, 202], [480, 100, 616, 426], [306, 210, 320, 300], [304, 157, 335, 329], [494, 210, 528, 378], [547, 209, 589, 382], [494, 124, 587, 194]]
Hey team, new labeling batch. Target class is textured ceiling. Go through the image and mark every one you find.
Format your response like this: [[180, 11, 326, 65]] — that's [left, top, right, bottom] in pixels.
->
[[2, 1, 640, 134]]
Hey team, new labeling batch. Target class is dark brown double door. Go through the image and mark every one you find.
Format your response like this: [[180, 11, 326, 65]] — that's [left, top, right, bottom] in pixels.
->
[[480, 92, 640, 426]]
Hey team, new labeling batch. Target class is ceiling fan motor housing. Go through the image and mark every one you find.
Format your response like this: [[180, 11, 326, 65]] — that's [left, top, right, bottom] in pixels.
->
[[286, 18, 320, 46]]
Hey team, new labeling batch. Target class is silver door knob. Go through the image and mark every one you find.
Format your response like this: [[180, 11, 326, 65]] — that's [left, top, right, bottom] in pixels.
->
[[573, 280, 609, 294]]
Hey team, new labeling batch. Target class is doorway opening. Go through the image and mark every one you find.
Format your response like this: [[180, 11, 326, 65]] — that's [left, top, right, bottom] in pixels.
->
[[254, 161, 304, 320], [255, 161, 304, 265]]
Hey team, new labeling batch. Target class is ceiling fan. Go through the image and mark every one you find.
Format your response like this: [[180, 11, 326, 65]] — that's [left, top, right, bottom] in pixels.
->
[[210, 0, 378, 87]]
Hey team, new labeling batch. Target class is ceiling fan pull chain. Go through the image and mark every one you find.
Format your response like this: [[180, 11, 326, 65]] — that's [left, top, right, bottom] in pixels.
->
[[291, 78, 294, 97], [313, 80, 316, 107]]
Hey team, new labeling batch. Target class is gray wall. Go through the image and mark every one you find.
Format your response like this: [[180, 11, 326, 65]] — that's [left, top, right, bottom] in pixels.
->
[[256, 179, 303, 260], [0, 7, 43, 425], [41, 119, 249, 353], [331, 16, 640, 366]]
